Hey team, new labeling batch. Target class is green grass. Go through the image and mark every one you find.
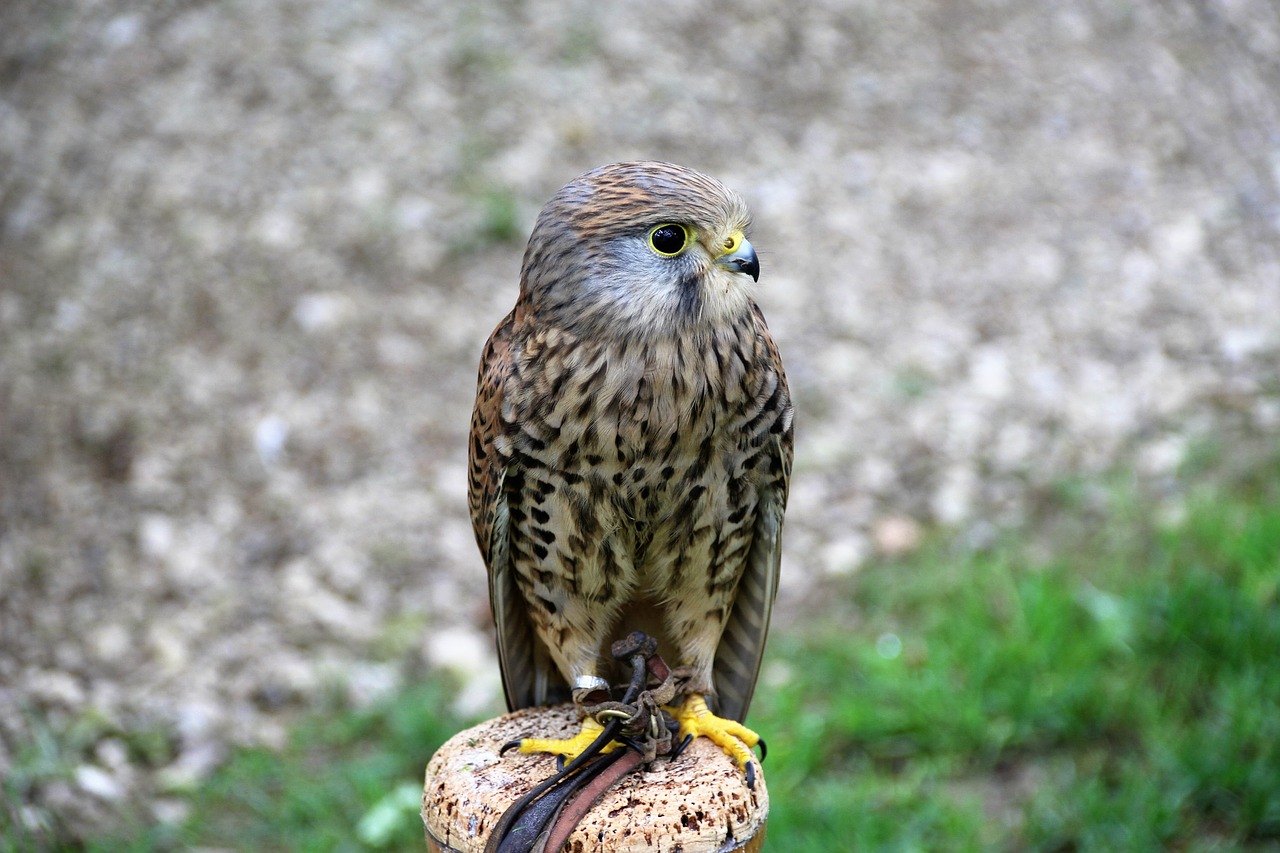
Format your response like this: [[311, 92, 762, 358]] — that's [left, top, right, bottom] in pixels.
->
[[10, 449, 1280, 851], [753, 455, 1280, 851], [175, 681, 470, 853], [3, 682, 473, 853]]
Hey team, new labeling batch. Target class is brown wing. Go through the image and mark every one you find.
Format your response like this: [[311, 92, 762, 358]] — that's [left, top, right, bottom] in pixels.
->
[[711, 312, 794, 722], [468, 310, 566, 709]]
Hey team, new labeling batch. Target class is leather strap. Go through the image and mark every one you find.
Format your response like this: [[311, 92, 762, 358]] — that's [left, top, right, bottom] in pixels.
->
[[537, 749, 645, 853]]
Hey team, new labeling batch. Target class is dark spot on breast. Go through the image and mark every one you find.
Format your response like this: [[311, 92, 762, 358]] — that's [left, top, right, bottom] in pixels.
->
[[530, 506, 550, 525], [548, 369, 570, 400], [587, 474, 608, 502], [698, 434, 714, 463]]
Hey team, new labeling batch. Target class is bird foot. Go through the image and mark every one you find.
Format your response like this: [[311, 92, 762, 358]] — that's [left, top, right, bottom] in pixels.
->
[[513, 717, 622, 762], [672, 693, 762, 787]]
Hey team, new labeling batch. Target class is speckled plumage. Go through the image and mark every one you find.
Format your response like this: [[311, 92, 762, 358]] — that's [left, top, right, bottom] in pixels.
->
[[468, 161, 793, 725]]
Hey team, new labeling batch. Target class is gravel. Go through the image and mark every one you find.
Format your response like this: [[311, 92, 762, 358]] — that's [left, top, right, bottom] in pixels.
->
[[2, 0, 1278, 838]]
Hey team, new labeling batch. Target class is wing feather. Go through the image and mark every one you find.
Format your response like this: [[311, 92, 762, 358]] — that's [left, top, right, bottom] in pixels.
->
[[468, 311, 564, 709], [712, 316, 793, 722], [712, 465, 786, 722]]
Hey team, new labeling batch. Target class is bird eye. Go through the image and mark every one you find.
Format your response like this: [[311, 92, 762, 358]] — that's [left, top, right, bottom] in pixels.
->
[[647, 223, 691, 257]]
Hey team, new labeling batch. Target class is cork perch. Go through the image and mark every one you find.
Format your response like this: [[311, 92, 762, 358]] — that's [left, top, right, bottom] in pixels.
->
[[422, 704, 768, 852]]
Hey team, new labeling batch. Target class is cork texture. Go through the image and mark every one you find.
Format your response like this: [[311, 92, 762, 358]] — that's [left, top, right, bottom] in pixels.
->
[[422, 704, 768, 853]]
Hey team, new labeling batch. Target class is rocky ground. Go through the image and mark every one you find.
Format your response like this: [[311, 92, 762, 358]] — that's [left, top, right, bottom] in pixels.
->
[[2, 0, 1278, 839]]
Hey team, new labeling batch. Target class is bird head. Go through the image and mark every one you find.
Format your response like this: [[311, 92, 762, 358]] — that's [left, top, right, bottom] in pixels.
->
[[517, 161, 760, 337]]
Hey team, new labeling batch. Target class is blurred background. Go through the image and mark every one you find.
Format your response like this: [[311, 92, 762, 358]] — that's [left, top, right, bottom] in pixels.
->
[[2, 0, 1278, 847]]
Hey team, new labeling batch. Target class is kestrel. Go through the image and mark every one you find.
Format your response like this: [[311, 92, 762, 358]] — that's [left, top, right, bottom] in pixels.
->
[[467, 161, 793, 774]]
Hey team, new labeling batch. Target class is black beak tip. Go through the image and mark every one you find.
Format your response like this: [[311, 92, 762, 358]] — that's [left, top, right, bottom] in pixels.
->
[[734, 256, 760, 282]]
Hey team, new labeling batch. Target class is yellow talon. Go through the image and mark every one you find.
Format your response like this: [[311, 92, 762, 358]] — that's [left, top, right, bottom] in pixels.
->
[[517, 717, 622, 760], [672, 693, 761, 778]]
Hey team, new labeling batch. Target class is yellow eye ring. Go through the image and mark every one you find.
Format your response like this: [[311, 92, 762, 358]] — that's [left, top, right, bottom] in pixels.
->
[[647, 223, 692, 257]]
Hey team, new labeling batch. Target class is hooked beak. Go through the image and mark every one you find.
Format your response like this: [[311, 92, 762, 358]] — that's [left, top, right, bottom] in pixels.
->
[[715, 234, 760, 282]]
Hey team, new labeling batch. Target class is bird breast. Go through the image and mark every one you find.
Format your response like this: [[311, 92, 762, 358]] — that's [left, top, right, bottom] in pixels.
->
[[503, 313, 772, 517]]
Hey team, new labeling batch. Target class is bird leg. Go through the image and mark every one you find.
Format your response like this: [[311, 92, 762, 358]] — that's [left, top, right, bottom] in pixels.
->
[[515, 633, 679, 763], [671, 693, 763, 786], [513, 677, 624, 761], [515, 716, 623, 761]]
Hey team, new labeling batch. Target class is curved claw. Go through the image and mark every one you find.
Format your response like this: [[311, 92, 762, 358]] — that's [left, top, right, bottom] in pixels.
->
[[669, 732, 695, 761]]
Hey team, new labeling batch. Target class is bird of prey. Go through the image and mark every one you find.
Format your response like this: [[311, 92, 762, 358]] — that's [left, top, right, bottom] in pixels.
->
[[467, 161, 793, 774]]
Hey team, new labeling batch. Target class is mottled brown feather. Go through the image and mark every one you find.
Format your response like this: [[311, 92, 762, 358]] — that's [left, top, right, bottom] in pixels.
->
[[467, 161, 793, 720]]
